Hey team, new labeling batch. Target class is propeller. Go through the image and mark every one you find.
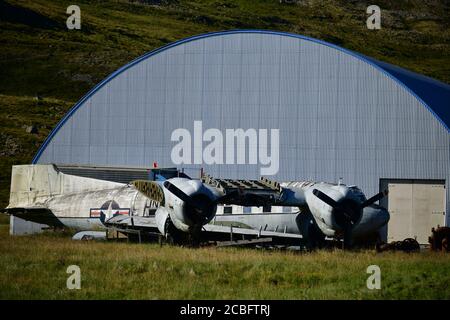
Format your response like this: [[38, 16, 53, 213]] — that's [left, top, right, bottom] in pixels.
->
[[163, 181, 209, 223], [163, 181, 235, 224], [312, 189, 339, 210], [361, 189, 388, 208], [312, 188, 388, 249], [163, 181, 205, 212]]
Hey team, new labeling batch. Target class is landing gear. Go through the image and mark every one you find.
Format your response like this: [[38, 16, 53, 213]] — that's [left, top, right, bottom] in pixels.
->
[[187, 225, 203, 247], [342, 226, 353, 250], [307, 222, 326, 250], [164, 218, 184, 245], [296, 211, 326, 250], [162, 218, 202, 247]]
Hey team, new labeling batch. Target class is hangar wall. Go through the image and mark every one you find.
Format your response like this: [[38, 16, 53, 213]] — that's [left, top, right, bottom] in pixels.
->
[[31, 30, 450, 226]]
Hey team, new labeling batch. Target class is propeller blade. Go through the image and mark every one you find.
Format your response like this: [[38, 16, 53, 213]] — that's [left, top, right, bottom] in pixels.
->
[[163, 181, 205, 212], [314, 189, 361, 228], [312, 189, 339, 208], [361, 189, 388, 208]]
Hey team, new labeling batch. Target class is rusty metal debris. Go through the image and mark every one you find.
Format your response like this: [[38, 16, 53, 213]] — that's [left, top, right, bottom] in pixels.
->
[[428, 226, 450, 252], [376, 238, 420, 253]]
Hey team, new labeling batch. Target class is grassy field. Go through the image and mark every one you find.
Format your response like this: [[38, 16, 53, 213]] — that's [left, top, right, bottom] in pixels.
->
[[0, 217, 449, 299], [0, 0, 449, 209], [1, 1, 449, 299]]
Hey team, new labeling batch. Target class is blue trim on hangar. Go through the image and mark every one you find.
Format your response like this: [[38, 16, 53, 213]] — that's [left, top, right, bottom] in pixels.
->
[[32, 29, 450, 164]]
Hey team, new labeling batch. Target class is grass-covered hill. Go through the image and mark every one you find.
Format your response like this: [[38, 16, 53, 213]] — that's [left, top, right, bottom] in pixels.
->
[[1, 0, 449, 209]]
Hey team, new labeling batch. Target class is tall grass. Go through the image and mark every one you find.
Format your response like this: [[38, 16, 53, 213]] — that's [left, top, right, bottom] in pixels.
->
[[0, 225, 449, 299]]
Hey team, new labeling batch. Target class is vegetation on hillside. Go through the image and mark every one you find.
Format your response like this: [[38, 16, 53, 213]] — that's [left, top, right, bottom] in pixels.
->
[[0, 0, 449, 208]]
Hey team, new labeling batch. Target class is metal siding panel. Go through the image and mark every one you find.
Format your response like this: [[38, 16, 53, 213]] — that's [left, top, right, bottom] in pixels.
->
[[34, 33, 449, 224], [388, 183, 413, 241]]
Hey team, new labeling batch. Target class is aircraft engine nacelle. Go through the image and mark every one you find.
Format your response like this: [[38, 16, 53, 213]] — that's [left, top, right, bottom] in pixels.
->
[[305, 185, 364, 236], [305, 182, 389, 248], [162, 178, 218, 233], [155, 206, 170, 235]]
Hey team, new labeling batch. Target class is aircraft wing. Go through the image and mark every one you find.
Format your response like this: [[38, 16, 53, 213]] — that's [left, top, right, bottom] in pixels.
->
[[104, 215, 159, 232], [201, 223, 303, 246], [131, 174, 307, 208], [3, 207, 63, 226], [104, 214, 303, 246], [201, 174, 284, 206], [4, 207, 51, 215]]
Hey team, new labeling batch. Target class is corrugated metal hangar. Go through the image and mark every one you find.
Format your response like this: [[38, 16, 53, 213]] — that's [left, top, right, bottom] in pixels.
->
[[12, 30, 450, 243]]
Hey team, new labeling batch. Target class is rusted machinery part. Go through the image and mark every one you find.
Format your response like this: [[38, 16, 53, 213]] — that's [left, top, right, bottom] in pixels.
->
[[428, 226, 450, 252], [442, 238, 449, 252], [376, 238, 420, 253], [397, 238, 420, 252]]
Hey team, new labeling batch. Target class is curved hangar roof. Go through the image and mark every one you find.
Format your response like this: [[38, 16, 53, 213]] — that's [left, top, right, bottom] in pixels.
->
[[34, 30, 450, 184]]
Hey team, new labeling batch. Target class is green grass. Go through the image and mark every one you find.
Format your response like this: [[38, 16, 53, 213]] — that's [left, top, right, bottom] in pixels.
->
[[0, 213, 9, 225], [0, 223, 449, 299], [0, 0, 449, 208], [1, 0, 449, 300]]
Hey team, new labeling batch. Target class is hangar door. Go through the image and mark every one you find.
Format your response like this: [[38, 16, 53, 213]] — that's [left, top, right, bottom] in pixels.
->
[[380, 179, 446, 244]]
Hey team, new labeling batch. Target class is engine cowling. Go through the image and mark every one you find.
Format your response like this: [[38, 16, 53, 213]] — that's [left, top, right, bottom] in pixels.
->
[[155, 206, 170, 235], [163, 178, 218, 233]]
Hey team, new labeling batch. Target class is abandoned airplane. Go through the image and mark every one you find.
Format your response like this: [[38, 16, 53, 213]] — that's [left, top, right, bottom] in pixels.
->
[[4, 164, 389, 249]]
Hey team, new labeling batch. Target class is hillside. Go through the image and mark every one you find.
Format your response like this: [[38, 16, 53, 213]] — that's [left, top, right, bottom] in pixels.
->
[[0, 0, 449, 208]]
